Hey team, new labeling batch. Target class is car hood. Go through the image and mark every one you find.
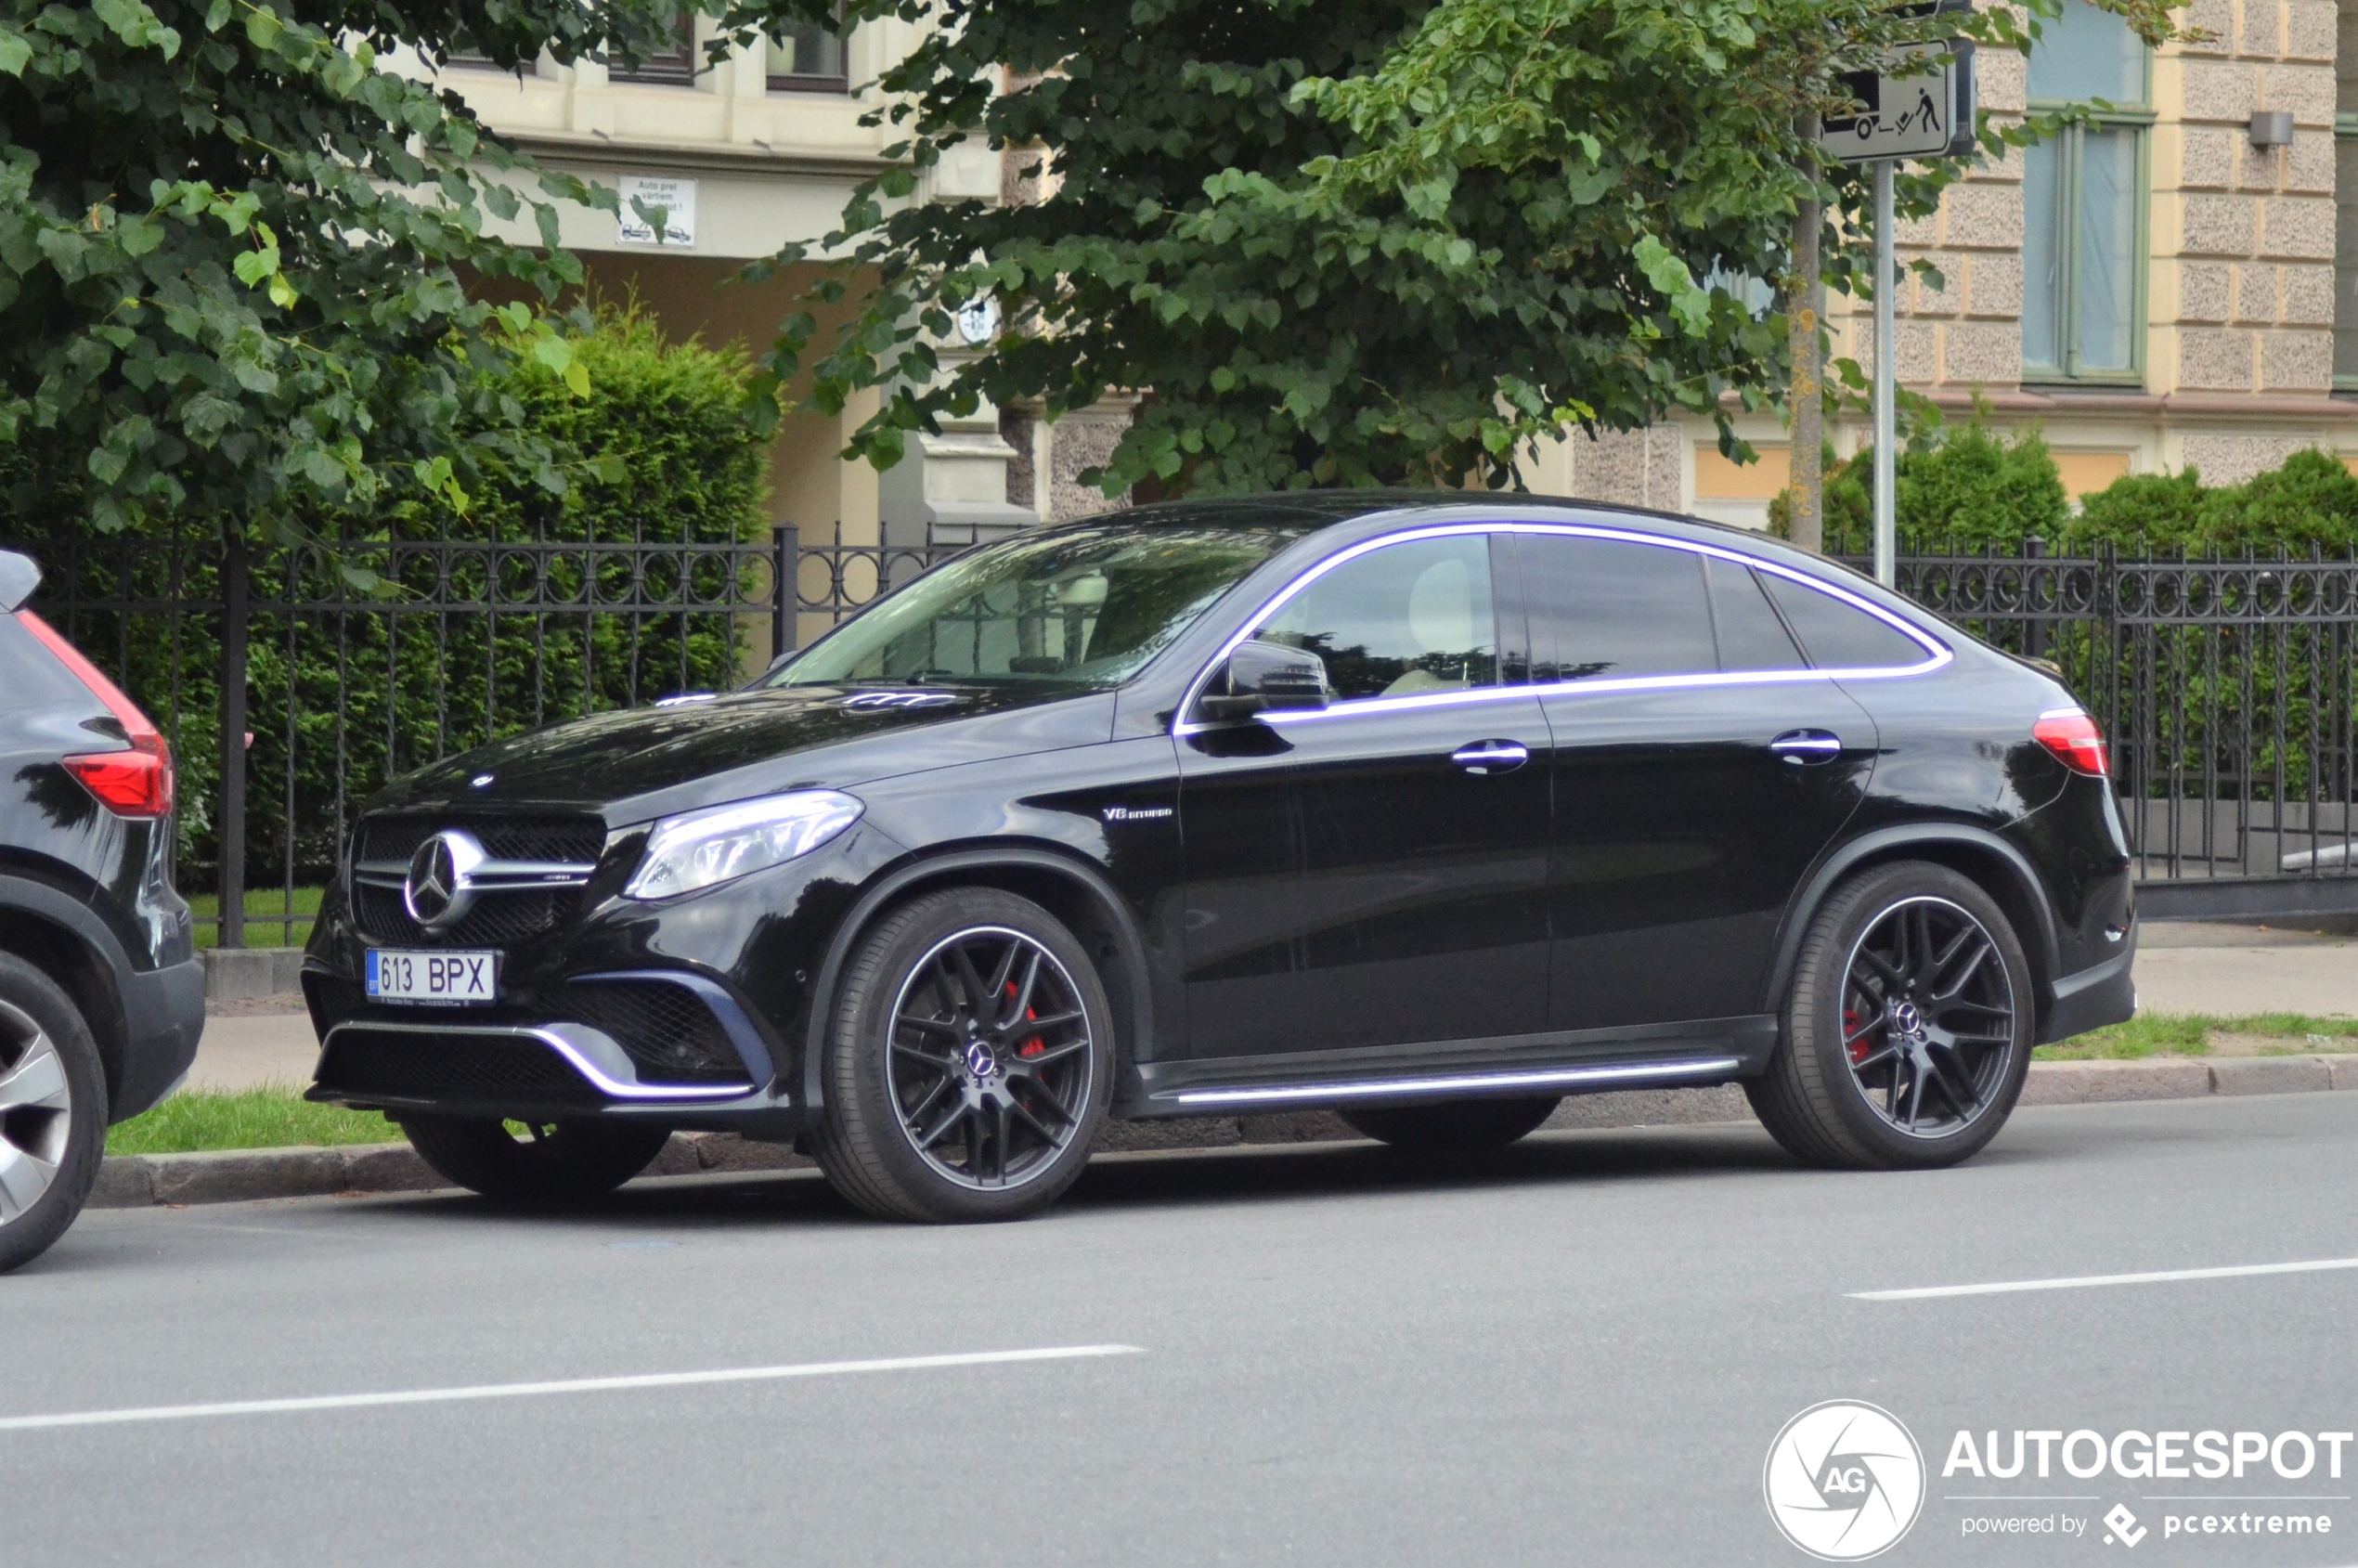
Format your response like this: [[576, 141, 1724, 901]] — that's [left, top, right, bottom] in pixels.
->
[[368, 684, 1118, 823]]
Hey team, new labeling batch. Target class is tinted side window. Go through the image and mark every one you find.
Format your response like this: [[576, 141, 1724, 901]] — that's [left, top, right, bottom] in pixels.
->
[[1257, 535, 1498, 701], [1704, 556, 1807, 672], [1521, 536, 1716, 681], [1759, 572, 1932, 669]]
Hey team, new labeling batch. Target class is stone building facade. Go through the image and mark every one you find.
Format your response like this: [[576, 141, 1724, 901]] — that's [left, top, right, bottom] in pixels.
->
[[1561, 0, 2358, 532]]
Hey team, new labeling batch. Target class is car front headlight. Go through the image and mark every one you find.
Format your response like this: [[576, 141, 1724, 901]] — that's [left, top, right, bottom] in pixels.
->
[[623, 791, 864, 901]]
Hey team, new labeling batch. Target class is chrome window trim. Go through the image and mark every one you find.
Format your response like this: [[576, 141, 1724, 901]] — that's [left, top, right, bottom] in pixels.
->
[[318, 1019, 755, 1101], [1170, 521, 1952, 737], [1159, 1055, 1743, 1108]]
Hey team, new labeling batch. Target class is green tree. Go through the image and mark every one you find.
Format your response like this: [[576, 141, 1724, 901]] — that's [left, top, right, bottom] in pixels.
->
[[0, 0, 708, 544], [761, 0, 2183, 498]]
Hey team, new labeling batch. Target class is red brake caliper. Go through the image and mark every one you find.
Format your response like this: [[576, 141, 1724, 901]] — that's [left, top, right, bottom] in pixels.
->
[[1844, 1008, 1868, 1065], [1007, 981, 1044, 1056]]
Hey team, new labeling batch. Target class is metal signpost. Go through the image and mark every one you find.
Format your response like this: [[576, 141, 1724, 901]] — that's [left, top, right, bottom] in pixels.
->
[[1821, 38, 1976, 585]]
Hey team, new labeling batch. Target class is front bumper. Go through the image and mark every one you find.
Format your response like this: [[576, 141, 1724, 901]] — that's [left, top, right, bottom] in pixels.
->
[[304, 1011, 808, 1137]]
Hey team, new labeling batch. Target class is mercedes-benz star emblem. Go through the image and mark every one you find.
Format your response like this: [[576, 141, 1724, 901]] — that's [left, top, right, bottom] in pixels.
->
[[404, 830, 486, 932]]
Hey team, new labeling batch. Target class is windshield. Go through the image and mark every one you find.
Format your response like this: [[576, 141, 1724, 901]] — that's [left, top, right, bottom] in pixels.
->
[[765, 522, 1312, 692]]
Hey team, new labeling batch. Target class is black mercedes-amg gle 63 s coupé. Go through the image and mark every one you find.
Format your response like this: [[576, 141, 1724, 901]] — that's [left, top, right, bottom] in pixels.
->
[[302, 494, 2135, 1221]]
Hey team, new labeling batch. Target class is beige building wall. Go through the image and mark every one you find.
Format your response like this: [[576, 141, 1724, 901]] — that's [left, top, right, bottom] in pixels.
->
[[421, 18, 1044, 589]]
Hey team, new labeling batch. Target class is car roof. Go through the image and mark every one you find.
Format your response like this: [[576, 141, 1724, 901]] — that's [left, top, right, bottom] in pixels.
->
[[1069, 490, 1931, 635], [1091, 489, 1758, 540]]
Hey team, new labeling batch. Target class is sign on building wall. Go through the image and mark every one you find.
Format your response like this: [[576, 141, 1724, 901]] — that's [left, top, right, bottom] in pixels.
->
[[617, 175, 699, 247], [1821, 40, 1977, 164]]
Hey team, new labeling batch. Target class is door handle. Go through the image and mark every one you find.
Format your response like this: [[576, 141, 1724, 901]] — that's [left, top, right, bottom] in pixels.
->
[[1451, 740, 1529, 775], [1768, 729, 1845, 765]]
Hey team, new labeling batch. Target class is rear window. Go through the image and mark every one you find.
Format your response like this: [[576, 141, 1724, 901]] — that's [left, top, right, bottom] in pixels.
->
[[1758, 572, 1933, 670], [0, 614, 104, 710]]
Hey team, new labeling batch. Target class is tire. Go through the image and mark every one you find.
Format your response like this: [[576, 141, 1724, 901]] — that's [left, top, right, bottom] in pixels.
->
[[0, 953, 107, 1275], [810, 888, 1114, 1223], [398, 1115, 669, 1205], [1340, 1095, 1561, 1151], [1747, 861, 2035, 1171]]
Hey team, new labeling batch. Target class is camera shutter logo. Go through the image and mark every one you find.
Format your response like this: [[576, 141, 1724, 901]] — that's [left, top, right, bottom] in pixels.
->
[[1764, 1400, 1925, 1560]]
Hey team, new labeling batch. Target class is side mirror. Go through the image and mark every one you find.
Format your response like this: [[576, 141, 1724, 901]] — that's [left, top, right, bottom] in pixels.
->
[[1198, 639, 1328, 723]]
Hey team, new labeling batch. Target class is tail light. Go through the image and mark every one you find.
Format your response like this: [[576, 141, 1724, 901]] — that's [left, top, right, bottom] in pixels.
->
[[18, 611, 175, 818], [2033, 707, 2108, 778]]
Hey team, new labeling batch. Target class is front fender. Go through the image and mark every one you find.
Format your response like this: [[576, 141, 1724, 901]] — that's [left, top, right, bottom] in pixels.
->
[[795, 845, 1162, 1116]]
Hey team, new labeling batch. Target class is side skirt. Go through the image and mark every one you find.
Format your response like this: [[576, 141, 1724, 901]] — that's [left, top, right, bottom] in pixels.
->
[[1121, 1015, 1777, 1119]]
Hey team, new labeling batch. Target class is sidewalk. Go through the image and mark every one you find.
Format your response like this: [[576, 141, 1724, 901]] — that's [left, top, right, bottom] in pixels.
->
[[2131, 921, 2358, 1017], [185, 1003, 317, 1091]]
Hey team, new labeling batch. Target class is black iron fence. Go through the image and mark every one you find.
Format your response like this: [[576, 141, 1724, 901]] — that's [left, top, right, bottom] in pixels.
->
[[6, 523, 952, 947], [10, 525, 2358, 946], [1845, 538, 2358, 920]]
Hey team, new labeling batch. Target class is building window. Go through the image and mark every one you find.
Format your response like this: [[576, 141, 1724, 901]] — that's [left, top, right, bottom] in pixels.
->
[[612, 13, 696, 85], [2333, 1, 2358, 386], [768, 16, 847, 92], [2022, 1, 2151, 384]]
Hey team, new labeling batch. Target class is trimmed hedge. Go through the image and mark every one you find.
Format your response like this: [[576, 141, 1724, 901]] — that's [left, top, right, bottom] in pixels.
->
[[0, 308, 770, 885], [1782, 419, 2358, 557]]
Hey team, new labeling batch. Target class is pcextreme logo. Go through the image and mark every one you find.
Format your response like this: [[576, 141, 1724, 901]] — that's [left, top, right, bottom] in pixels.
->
[[1765, 1401, 1928, 1561]]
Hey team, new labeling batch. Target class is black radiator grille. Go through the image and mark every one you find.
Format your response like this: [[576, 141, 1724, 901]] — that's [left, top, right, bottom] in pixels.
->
[[355, 814, 605, 868], [353, 882, 567, 948]]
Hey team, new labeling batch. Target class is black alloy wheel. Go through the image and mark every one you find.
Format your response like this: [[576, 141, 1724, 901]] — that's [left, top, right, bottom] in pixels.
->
[[1747, 862, 2034, 1171], [1838, 897, 2018, 1138], [812, 888, 1113, 1223], [887, 927, 1095, 1190]]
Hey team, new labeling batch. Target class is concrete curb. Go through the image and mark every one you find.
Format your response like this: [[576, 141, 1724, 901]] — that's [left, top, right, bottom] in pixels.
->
[[200, 947, 305, 1001], [90, 1055, 2358, 1210]]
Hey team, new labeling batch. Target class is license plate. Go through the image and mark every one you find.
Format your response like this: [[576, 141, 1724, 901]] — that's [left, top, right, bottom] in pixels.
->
[[366, 949, 499, 1005]]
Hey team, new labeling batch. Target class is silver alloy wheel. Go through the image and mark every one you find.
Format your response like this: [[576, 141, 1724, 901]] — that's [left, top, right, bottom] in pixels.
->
[[1837, 896, 2019, 1139], [885, 925, 1095, 1191], [0, 1001, 71, 1225]]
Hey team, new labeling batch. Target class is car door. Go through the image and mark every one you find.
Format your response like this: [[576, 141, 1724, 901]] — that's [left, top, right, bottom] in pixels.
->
[[1519, 530, 1881, 1033], [1177, 530, 1553, 1059]]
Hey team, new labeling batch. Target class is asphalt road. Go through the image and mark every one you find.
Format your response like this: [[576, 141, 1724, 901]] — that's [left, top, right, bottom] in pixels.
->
[[10, 1095, 2358, 1567]]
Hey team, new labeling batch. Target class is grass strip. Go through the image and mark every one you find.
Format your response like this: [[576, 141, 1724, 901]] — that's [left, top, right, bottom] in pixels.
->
[[2033, 1014, 2358, 1062], [106, 1086, 396, 1157]]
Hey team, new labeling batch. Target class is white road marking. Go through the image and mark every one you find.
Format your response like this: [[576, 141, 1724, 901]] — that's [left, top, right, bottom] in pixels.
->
[[1851, 1257, 2358, 1301], [0, 1343, 1145, 1432]]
